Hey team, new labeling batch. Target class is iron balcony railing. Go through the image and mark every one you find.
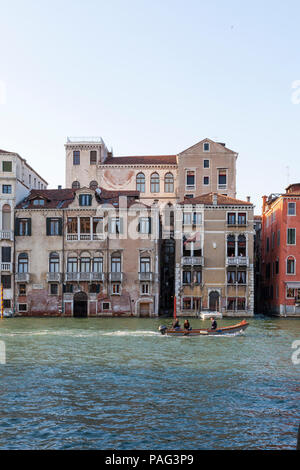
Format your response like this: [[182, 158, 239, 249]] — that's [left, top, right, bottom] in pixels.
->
[[182, 256, 204, 266], [65, 272, 105, 282], [226, 256, 249, 267], [16, 273, 30, 283]]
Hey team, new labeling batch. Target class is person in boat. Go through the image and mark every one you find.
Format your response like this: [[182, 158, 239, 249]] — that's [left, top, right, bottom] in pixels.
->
[[172, 318, 181, 329], [210, 317, 217, 330], [183, 319, 191, 331]]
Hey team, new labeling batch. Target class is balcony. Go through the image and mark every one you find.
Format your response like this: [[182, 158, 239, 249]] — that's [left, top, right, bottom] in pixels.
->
[[16, 273, 30, 283], [182, 256, 204, 266], [65, 272, 104, 282], [139, 272, 153, 281], [109, 272, 123, 282], [1, 262, 13, 272], [66, 233, 105, 241], [226, 256, 249, 267], [0, 230, 13, 241], [47, 272, 62, 282]]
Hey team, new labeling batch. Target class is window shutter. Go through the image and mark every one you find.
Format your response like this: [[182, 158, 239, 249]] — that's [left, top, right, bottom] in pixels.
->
[[58, 218, 63, 236], [119, 218, 124, 234], [88, 195, 92, 206], [108, 218, 112, 233], [79, 194, 83, 206], [28, 219, 32, 236], [148, 217, 152, 234], [137, 218, 141, 233], [46, 218, 51, 236], [2, 247, 11, 262], [15, 218, 20, 236]]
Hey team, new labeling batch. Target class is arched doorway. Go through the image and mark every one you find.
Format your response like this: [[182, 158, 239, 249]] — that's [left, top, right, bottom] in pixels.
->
[[73, 291, 88, 318], [209, 291, 220, 311]]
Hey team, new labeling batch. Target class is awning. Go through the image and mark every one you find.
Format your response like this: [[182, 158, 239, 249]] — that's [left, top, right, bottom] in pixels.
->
[[285, 282, 300, 288]]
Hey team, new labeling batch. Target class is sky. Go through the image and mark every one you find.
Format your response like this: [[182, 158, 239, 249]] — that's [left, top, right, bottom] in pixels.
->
[[1, 0, 300, 214]]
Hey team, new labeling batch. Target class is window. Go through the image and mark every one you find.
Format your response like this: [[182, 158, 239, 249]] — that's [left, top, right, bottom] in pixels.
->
[[186, 171, 195, 189], [183, 271, 191, 284], [287, 257, 295, 274], [164, 173, 174, 193], [150, 173, 160, 193], [193, 212, 202, 226], [136, 173, 145, 193], [138, 217, 151, 234], [227, 271, 236, 284], [34, 178, 36, 188], [288, 202, 296, 215], [183, 297, 192, 310], [227, 213, 236, 225], [266, 237, 270, 252], [80, 217, 90, 234], [93, 217, 104, 235], [49, 252, 59, 273], [19, 284, 26, 296], [2, 247, 11, 262], [33, 198, 44, 206], [194, 270, 202, 284], [287, 287, 295, 298], [203, 176, 209, 185], [2, 185, 12, 194], [90, 151, 97, 164], [141, 283, 150, 294], [73, 151, 80, 165], [93, 257, 103, 273], [227, 235, 235, 257], [111, 283, 121, 295], [277, 229, 280, 246], [3, 300, 11, 308], [89, 283, 100, 293], [63, 284, 73, 293], [140, 257, 151, 273], [237, 297, 246, 310], [67, 217, 77, 234], [218, 170, 227, 187], [203, 142, 210, 152], [238, 213, 246, 225], [18, 253, 28, 273], [2, 161, 12, 172], [238, 235, 246, 256], [183, 212, 192, 226], [227, 298, 236, 310], [50, 284, 58, 295], [203, 159, 210, 168], [80, 257, 91, 273], [72, 181, 80, 189], [109, 217, 123, 234], [18, 304, 27, 312], [102, 302, 111, 310], [15, 218, 31, 236], [67, 257, 78, 273], [46, 218, 62, 236], [111, 255, 121, 272], [1, 275, 11, 289], [184, 194, 194, 199], [271, 232, 275, 249], [89, 180, 98, 190], [79, 194, 92, 206], [275, 259, 279, 275], [287, 228, 296, 245], [237, 271, 246, 284]]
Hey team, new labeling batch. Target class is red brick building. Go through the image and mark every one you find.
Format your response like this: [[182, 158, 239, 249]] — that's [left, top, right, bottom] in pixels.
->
[[261, 183, 300, 316]]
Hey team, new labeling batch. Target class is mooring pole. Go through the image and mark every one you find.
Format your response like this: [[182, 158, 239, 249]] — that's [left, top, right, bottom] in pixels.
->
[[1, 283, 3, 319]]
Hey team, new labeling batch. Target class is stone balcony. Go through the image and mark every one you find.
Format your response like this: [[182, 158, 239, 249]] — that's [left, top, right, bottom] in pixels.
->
[[226, 256, 249, 267], [47, 272, 62, 282], [66, 233, 105, 241], [0, 230, 13, 241], [182, 256, 204, 266], [16, 273, 30, 283], [0, 262, 13, 272], [138, 272, 153, 281], [109, 272, 123, 282], [65, 272, 104, 282]]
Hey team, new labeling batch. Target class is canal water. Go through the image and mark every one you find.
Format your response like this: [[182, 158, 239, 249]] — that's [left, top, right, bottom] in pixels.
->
[[0, 316, 299, 450]]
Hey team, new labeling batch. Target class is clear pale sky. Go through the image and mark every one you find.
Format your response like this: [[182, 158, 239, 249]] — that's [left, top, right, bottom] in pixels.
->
[[1, 0, 300, 214]]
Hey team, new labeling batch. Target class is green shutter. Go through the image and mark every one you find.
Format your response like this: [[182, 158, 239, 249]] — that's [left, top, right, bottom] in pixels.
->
[[27, 219, 32, 236], [119, 218, 123, 234], [58, 218, 63, 236], [15, 218, 20, 236], [46, 218, 51, 236], [148, 217, 152, 234]]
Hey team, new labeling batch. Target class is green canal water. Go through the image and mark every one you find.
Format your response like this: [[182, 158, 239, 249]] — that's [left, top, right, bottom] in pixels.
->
[[0, 316, 299, 450]]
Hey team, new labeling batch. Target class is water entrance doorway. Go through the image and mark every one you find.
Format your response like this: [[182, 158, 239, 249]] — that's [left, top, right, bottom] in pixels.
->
[[73, 291, 88, 318]]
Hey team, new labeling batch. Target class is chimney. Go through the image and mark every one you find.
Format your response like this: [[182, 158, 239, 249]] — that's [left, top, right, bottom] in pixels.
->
[[212, 193, 218, 205], [247, 196, 251, 202], [58, 185, 62, 190]]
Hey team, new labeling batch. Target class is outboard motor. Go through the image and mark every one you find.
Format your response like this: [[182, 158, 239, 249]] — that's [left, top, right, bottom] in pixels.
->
[[158, 325, 168, 335]]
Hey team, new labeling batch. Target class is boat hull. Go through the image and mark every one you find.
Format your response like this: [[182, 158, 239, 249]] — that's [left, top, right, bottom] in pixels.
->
[[159, 320, 249, 336]]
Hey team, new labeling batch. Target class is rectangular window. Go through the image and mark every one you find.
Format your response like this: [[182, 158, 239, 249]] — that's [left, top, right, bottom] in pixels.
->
[[286, 287, 295, 298], [93, 257, 103, 273], [73, 151, 80, 165], [218, 170, 227, 187], [3, 300, 11, 308], [19, 284, 26, 296], [186, 171, 195, 188], [46, 218, 62, 236], [80, 217, 91, 234], [237, 297, 246, 310], [90, 151, 97, 164], [138, 217, 151, 234], [203, 142, 210, 152], [237, 271, 246, 284], [111, 283, 121, 295], [109, 218, 123, 234], [194, 270, 202, 284], [272, 232, 275, 249], [288, 202, 296, 215], [287, 228, 296, 245], [193, 212, 202, 225], [183, 212, 192, 226], [79, 194, 92, 206], [227, 270, 236, 284], [102, 302, 111, 310], [203, 176, 209, 185], [93, 217, 104, 235], [63, 284, 74, 293], [1, 275, 11, 289], [67, 257, 77, 273], [80, 257, 91, 273], [238, 213, 246, 225], [2, 185, 12, 194], [266, 237, 270, 252], [50, 283, 58, 295], [183, 271, 192, 284], [277, 229, 280, 246], [203, 159, 210, 168], [15, 218, 31, 236], [141, 283, 150, 294], [183, 297, 192, 310], [227, 213, 236, 225], [2, 161, 12, 172], [89, 283, 101, 293], [2, 247, 11, 262], [67, 217, 77, 234], [140, 257, 150, 273], [18, 304, 27, 312], [287, 258, 295, 274]]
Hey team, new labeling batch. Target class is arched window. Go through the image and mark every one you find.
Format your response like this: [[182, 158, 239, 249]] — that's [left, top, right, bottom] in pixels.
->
[[227, 235, 235, 257], [72, 181, 80, 189], [164, 173, 174, 193], [287, 256, 295, 274], [18, 253, 28, 273], [2, 204, 11, 231], [49, 252, 59, 273], [89, 180, 98, 190], [238, 234, 246, 257], [150, 173, 160, 193], [136, 173, 145, 193]]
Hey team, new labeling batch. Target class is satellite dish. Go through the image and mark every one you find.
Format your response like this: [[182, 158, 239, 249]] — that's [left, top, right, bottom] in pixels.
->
[[95, 188, 102, 196]]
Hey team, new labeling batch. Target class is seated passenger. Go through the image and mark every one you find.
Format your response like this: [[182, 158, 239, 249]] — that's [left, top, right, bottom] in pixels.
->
[[172, 318, 180, 329], [184, 319, 191, 330], [210, 317, 217, 330]]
